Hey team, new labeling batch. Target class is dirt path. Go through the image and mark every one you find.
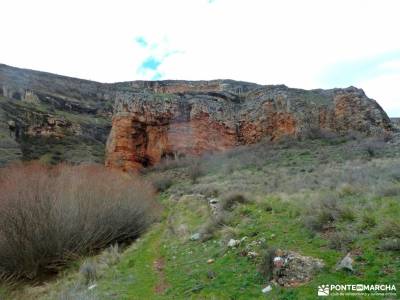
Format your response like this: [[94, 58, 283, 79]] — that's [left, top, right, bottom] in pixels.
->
[[153, 257, 169, 294]]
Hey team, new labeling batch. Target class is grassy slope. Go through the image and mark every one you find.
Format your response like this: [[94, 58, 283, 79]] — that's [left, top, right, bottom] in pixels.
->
[[90, 198, 398, 299], [4, 137, 400, 299]]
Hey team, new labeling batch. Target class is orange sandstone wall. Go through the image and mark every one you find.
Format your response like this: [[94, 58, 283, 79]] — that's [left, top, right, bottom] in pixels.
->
[[105, 83, 393, 171]]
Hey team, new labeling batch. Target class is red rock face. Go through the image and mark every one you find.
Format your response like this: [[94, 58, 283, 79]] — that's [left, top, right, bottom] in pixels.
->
[[105, 83, 393, 171], [106, 112, 238, 171]]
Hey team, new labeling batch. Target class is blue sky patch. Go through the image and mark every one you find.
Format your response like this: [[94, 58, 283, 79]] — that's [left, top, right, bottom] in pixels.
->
[[320, 51, 400, 87], [152, 73, 162, 80], [135, 36, 148, 48], [140, 57, 161, 71]]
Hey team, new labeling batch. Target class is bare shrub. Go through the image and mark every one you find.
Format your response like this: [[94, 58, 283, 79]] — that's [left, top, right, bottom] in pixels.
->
[[376, 219, 400, 239], [198, 219, 217, 242], [362, 137, 386, 157], [98, 244, 121, 267], [187, 160, 204, 183], [221, 192, 250, 210], [198, 211, 230, 241], [302, 193, 355, 232], [379, 239, 400, 251], [275, 134, 298, 148], [0, 163, 157, 279], [328, 231, 355, 251], [79, 260, 98, 285], [375, 183, 400, 197], [302, 127, 339, 143], [151, 174, 173, 192], [345, 130, 363, 141], [258, 247, 276, 280], [219, 226, 239, 243], [382, 131, 394, 143], [192, 184, 221, 198]]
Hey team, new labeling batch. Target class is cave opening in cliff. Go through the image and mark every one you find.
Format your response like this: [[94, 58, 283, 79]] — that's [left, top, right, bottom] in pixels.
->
[[139, 155, 152, 168]]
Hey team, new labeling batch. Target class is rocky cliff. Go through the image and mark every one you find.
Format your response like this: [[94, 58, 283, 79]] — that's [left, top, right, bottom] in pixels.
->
[[0, 64, 393, 169], [106, 81, 392, 171], [0, 64, 114, 165]]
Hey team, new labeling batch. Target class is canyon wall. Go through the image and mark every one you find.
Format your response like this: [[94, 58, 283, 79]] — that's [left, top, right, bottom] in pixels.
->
[[0, 64, 393, 169], [105, 82, 392, 171]]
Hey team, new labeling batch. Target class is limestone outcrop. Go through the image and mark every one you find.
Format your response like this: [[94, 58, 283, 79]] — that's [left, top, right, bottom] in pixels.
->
[[0, 64, 393, 169], [105, 82, 392, 171]]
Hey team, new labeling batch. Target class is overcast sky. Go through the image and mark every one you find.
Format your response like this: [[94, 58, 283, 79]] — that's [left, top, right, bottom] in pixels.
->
[[1, 0, 400, 116]]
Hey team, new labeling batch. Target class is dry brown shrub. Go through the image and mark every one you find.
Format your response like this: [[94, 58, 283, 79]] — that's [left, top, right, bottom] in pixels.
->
[[0, 162, 157, 279]]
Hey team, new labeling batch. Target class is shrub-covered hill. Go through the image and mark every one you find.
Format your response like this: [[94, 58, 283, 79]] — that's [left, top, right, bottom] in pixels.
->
[[3, 133, 400, 299]]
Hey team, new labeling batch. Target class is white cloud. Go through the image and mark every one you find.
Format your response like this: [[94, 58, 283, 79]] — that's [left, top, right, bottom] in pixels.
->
[[0, 0, 400, 115], [358, 74, 400, 117]]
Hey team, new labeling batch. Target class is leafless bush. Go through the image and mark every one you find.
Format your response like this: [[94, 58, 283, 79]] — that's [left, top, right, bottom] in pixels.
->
[[362, 137, 386, 157], [0, 163, 157, 279], [258, 247, 276, 280], [221, 192, 251, 210], [302, 127, 339, 142], [151, 174, 173, 192], [375, 183, 400, 197], [345, 130, 363, 141], [98, 244, 121, 267], [328, 230, 355, 251], [187, 160, 204, 183], [198, 219, 218, 242], [379, 239, 400, 251], [376, 219, 400, 239], [79, 260, 98, 285], [275, 134, 299, 148], [198, 211, 231, 242], [302, 193, 355, 232], [382, 131, 394, 142]]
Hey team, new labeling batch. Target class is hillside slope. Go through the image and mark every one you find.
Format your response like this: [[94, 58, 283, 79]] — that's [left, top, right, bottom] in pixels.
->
[[5, 135, 400, 299], [0, 64, 114, 164], [0, 64, 393, 169]]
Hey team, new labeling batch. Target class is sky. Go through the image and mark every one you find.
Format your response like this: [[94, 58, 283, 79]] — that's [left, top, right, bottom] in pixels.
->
[[1, 0, 400, 116]]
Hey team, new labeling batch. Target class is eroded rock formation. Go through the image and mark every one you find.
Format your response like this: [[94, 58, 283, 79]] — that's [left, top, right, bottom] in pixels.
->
[[0, 64, 393, 169], [0, 64, 114, 164], [105, 82, 392, 171]]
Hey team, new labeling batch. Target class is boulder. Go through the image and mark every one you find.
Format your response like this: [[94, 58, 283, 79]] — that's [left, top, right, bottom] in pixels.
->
[[271, 250, 325, 287]]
